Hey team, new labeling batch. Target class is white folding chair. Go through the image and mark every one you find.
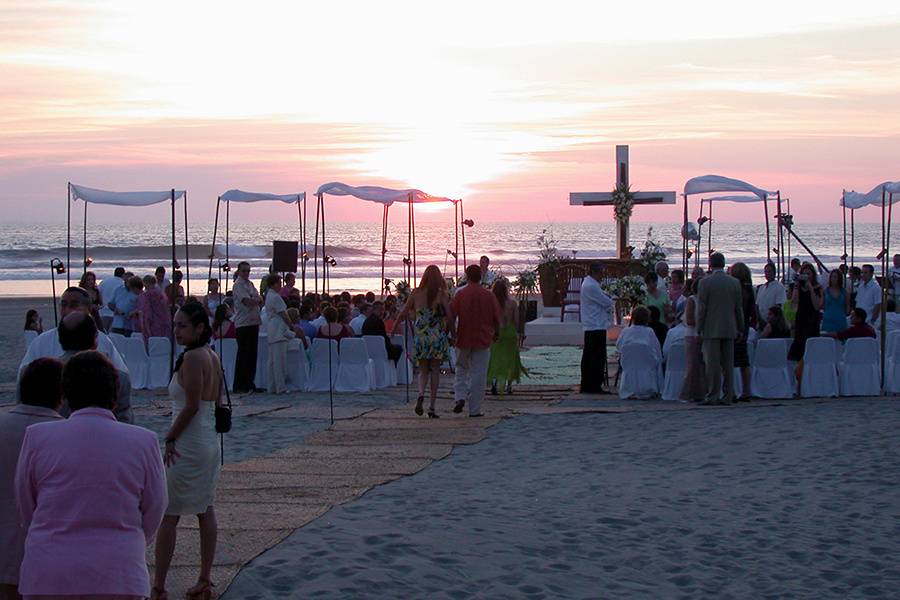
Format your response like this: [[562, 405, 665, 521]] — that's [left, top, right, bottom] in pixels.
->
[[751, 338, 794, 399], [147, 336, 173, 389], [364, 335, 397, 389], [285, 338, 310, 392], [391, 334, 413, 385], [800, 337, 839, 398], [617, 343, 662, 399], [109, 332, 127, 356], [254, 334, 269, 390], [308, 338, 340, 392], [214, 338, 237, 392], [839, 337, 881, 396], [661, 342, 686, 401], [884, 334, 900, 394], [336, 337, 374, 393], [121, 336, 149, 389]]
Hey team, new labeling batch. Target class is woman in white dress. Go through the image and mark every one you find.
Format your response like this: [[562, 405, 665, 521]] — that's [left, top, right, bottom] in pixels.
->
[[152, 301, 222, 600], [264, 274, 295, 394]]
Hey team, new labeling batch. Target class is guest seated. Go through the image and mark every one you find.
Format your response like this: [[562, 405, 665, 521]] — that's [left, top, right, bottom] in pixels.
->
[[317, 306, 353, 344], [287, 307, 310, 348], [23, 309, 43, 334], [211, 303, 236, 339], [297, 303, 318, 340], [350, 303, 371, 336], [0, 358, 64, 600], [662, 314, 687, 361], [824, 308, 876, 342], [14, 351, 166, 600], [760, 306, 792, 339], [616, 306, 662, 359], [647, 305, 669, 348], [363, 300, 403, 362]]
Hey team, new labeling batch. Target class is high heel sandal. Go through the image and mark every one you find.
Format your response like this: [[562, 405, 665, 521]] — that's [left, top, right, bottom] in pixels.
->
[[185, 578, 215, 600], [427, 409, 439, 418], [150, 586, 169, 600], [414, 396, 424, 416]]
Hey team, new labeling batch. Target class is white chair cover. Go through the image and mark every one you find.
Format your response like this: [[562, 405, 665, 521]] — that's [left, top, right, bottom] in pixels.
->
[[839, 337, 881, 396], [254, 334, 269, 389], [751, 338, 794, 399], [800, 337, 839, 398], [335, 338, 374, 393], [213, 338, 237, 391], [661, 342, 686, 401], [147, 337, 173, 389], [285, 338, 310, 392], [618, 344, 662, 399], [109, 332, 127, 356], [364, 335, 397, 389], [23, 330, 37, 357], [391, 334, 414, 385], [885, 333, 900, 394], [121, 336, 149, 389], [308, 339, 340, 392]]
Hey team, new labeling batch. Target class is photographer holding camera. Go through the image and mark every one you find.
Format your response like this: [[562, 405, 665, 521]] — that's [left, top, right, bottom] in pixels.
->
[[788, 262, 824, 382]]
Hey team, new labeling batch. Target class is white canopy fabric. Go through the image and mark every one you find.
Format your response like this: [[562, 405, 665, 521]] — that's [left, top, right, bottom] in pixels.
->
[[70, 184, 186, 206], [316, 182, 453, 206], [684, 175, 772, 199], [701, 194, 767, 204], [220, 189, 305, 204], [840, 182, 900, 209]]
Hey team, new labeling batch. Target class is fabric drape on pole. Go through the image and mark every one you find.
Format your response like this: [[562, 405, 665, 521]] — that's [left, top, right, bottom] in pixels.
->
[[70, 184, 186, 206]]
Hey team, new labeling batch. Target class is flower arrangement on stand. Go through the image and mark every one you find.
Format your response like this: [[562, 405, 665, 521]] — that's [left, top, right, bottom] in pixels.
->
[[535, 228, 570, 307], [638, 226, 667, 274], [602, 275, 646, 324]]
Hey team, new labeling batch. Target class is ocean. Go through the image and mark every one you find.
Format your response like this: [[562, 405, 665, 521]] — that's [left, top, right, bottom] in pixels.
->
[[0, 221, 894, 297]]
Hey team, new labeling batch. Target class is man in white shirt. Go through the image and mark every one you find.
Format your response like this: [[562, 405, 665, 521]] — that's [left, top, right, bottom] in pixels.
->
[[890, 254, 900, 302], [479, 255, 498, 288], [755, 262, 786, 325], [232, 261, 264, 393], [886, 299, 900, 333], [350, 303, 371, 336], [579, 263, 614, 394], [18, 287, 128, 382], [654, 261, 669, 297], [97, 267, 125, 332], [855, 264, 882, 326]]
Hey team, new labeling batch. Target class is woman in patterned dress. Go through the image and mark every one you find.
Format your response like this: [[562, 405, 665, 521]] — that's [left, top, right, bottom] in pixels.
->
[[395, 265, 452, 418]]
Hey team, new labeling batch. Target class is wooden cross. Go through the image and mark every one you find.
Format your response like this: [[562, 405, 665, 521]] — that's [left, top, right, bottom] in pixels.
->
[[569, 145, 676, 259]]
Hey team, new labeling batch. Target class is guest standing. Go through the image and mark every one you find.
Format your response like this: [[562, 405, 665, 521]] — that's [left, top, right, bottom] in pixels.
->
[[279, 272, 299, 300], [203, 278, 223, 318], [15, 351, 166, 600], [110, 275, 144, 336], [155, 265, 170, 290], [755, 262, 786, 326], [855, 264, 882, 327], [696, 252, 744, 405], [138, 274, 173, 344], [821, 270, 850, 334], [579, 263, 613, 394], [730, 262, 756, 401], [644, 272, 672, 325], [395, 267, 452, 417], [211, 303, 236, 340], [153, 302, 223, 600], [450, 265, 500, 417], [23, 310, 42, 334], [680, 276, 707, 402], [232, 261, 264, 393], [165, 270, 186, 309], [0, 359, 63, 600], [264, 274, 295, 394], [99, 267, 126, 331], [647, 305, 669, 349], [79, 270, 105, 330], [788, 262, 824, 383], [486, 279, 527, 395]]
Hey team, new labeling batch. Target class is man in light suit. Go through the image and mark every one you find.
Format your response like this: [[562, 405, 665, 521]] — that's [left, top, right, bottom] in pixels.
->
[[696, 253, 744, 405]]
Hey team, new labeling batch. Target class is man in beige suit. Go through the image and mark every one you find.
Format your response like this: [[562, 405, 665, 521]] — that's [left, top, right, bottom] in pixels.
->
[[696, 253, 744, 405]]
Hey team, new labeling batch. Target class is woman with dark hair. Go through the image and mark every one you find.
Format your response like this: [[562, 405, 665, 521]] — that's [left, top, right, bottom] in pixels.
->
[[729, 262, 756, 401], [760, 306, 792, 339], [138, 274, 172, 347], [211, 303, 236, 339], [395, 265, 451, 417], [23, 309, 43, 334], [486, 279, 527, 394], [264, 274, 295, 394], [788, 262, 824, 381], [316, 306, 352, 344], [153, 302, 223, 600], [644, 271, 672, 325], [14, 351, 166, 600], [680, 277, 707, 402], [821, 269, 850, 334], [79, 271, 105, 331]]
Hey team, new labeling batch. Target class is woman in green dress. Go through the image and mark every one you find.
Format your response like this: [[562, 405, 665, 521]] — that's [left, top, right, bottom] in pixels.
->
[[487, 279, 528, 394]]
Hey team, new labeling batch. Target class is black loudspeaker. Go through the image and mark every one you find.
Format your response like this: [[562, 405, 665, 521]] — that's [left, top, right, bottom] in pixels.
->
[[272, 240, 299, 274]]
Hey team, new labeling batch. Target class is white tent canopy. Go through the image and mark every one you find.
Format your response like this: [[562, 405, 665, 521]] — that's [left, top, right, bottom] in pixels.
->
[[840, 182, 900, 209], [316, 182, 454, 205], [684, 175, 772, 199], [70, 184, 186, 206], [701, 194, 766, 204], [220, 189, 305, 204]]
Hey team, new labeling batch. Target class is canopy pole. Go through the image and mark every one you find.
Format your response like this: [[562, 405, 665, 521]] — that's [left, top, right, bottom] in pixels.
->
[[681, 193, 688, 274], [707, 201, 713, 257], [460, 198, 468, 267], [82, 200, 88, 276], [66, 183, 72, 287], [313, 193, 321, 297], [298, 196, 305, 297], [454, 200, 460, 282], [410, 193, 417, 283], [406, 198, 412, 285], [209, 197, 221, 281], [695, 199, 704, 271], [381, 204, 389, 299], [183, 191, 190, 297], [776, 192, 784, 282], [851, 208, 856, 268], [225, 199, 231, 294], [170, 189, 176, 377], [786, 198, 792, 265], [764, 195, 772, 266], [322, 193, 327, 295], [881, 186, 887, 389], [842, 192, 848, 266]]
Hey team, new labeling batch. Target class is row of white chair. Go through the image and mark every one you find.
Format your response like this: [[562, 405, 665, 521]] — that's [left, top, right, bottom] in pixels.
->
[[624, 332, 899, 400], [108, 333, 183, 390]]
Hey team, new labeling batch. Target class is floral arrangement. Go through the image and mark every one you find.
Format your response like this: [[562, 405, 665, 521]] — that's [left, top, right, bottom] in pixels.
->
[[638, 226, 667, 274], [394, 279, 411, 303], [612, 184, 635, 222], [512, 269, 538, 298], [536, 228, 566, 267], [602, 275, 646, 315]]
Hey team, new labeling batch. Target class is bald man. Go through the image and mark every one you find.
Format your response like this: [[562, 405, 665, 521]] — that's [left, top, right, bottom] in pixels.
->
[[18, 287, 128, 382]]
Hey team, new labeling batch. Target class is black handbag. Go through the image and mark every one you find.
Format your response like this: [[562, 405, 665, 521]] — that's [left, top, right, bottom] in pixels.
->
[[215, 365, 232, 434]]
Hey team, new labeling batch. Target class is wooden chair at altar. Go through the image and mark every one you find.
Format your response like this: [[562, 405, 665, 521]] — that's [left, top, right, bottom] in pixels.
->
[[557, 265, 587, 322]]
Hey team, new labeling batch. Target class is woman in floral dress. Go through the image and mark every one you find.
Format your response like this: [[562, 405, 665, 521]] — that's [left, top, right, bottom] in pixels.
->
[[395, 265, 452, 418]]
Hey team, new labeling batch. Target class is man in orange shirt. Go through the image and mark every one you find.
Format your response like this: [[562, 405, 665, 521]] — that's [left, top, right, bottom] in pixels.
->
[[450, 265, 501, 417]]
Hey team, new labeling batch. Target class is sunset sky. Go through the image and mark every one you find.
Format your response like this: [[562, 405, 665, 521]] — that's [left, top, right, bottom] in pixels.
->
[[1, 1, 899, 224]]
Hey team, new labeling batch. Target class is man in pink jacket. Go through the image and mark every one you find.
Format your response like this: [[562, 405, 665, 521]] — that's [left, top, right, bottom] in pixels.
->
[[15, 351, 167, 599]]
